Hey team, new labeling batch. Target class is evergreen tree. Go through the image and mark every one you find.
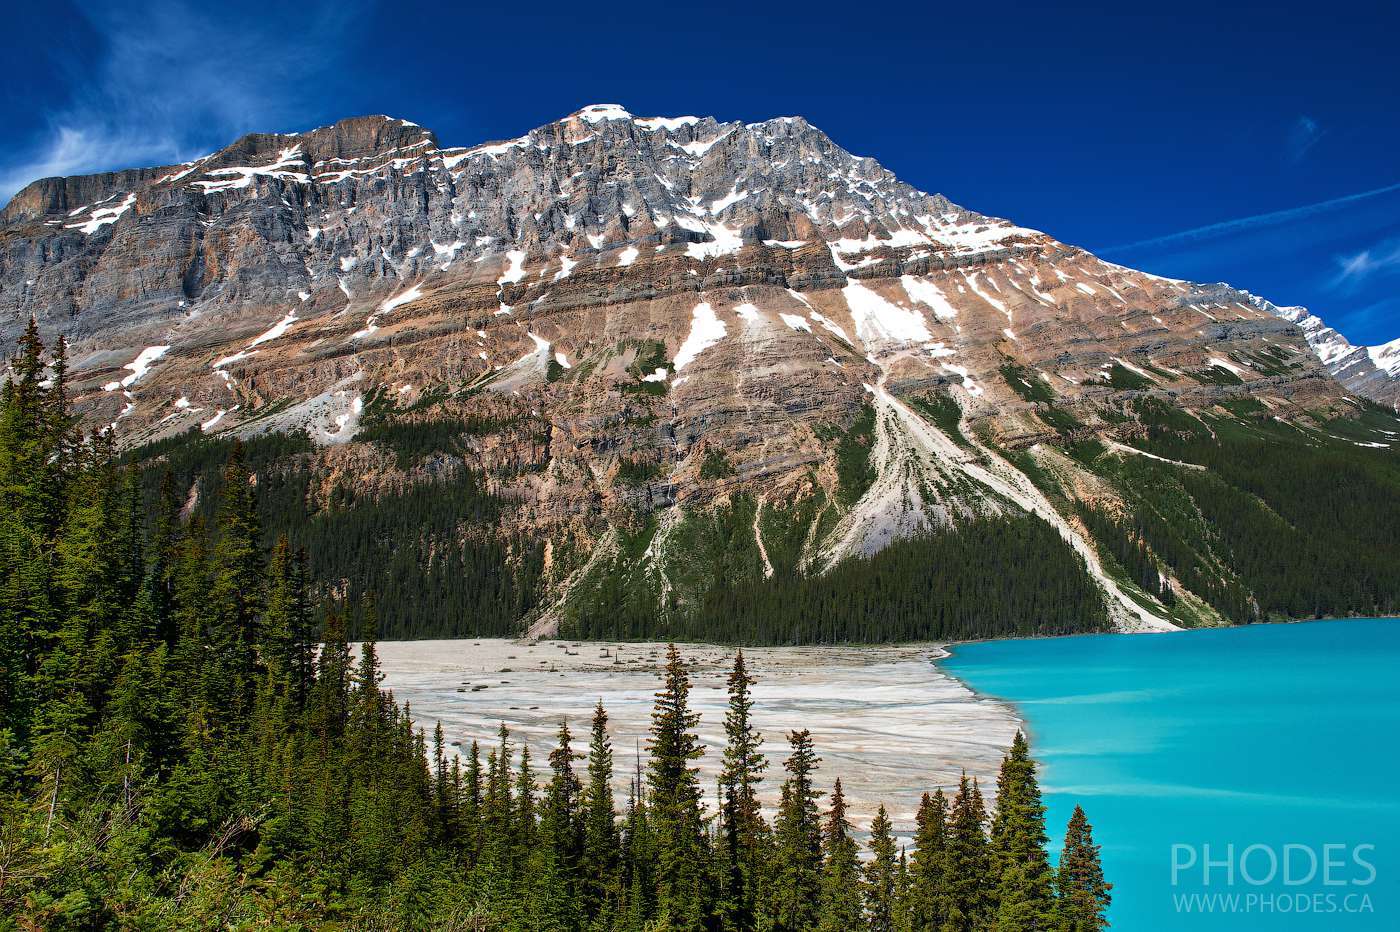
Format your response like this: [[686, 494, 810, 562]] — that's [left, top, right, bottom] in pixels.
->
[[768, 728, 822, 930], [581, 700, 620, 920], [1055, 806, 1111, 931], [864, 804, 900, 932], [989, 732, 1055, 928], [262, 536, 311, 709], [463, 739, 484, 863], [0, 333, 1119, 929], [816, 778, 864, 932], [620, 746, 656, 930], [515, 742, 537, 861], [531, 720, 584, 930], [906, 789, 949, 930], [943, 774, 991, 930], [204, 443, 264, 725], [646, 644, 707, 930], [718, 649, 767, 930]]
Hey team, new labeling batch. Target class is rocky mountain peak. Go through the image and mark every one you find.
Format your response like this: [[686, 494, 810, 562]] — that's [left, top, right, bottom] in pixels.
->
[[4, 103, 1397, 634], [1246, 294, 1400, 408]]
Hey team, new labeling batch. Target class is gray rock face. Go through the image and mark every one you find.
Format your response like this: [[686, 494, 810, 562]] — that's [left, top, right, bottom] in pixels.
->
[[0, 103, 1362, 483], [1245, 295, 1400, 410], [5, 103, 1388, 633], [0, 106, 995, 350]]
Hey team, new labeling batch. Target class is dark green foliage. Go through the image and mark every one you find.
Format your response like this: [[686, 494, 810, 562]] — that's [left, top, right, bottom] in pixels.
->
[[556, 519, 664, 641], [816, 779, 864, 931], [1037, 405, 1084, 436], [358, 412, 516, 469], [1076, 504, 1175, 605], [615, 454, 662, 487], [906, 789, 949, 930], [581, 700, 621, 918], [943, 775, 992, 929], [989, 732, 1055, 927], [1103, 363, 1155, 391], [1216, 397, 1267, 418], [621, 340, 671, 396], [1187, 364, 1244, 386], [133, 430, 540, 639], [1237, 345, 1302, 378], [700, 448, 736, 480], [769, 729, 823, 929], [2, 328, 1115, 929], [718, 650, 768, 930], [620, 378, 668, 398], [565, 509, 1110, 645], [1000, 363, 1056, 403], [646, 644, 707, 929], [833, 403, 877, 506], [627, 340, 670, 378], [1105, 400, 1400, 621], [1056, 805, 1112, 931], [909, 391, 969, 446], [864, 805, 900, 931], [669, 515, 1110, 644]]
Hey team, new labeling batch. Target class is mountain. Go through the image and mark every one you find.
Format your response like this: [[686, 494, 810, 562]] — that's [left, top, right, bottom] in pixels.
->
[[1244, 295, 1400, 409], [4, 105, 1399, 640]]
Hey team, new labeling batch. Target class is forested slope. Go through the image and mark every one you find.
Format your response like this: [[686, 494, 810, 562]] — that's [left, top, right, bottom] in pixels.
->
[[0, 326, 1114, 929]]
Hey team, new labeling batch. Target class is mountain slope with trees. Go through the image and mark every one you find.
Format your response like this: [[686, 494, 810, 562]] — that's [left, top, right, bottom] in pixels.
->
[[0, 327, 1112, 928]]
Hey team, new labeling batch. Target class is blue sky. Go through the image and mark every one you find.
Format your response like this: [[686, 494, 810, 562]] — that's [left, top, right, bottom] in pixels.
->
[[5, 0, 1397, 346]]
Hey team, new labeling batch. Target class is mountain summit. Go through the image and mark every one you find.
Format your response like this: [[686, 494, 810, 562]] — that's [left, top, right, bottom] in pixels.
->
[[3, 106, 1398, 638]]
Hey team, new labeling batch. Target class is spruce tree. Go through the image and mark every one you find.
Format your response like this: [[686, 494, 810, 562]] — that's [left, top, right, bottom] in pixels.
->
[[769, 728, 822, 930], [581, 700, 620, 918], [989, 732, 1055, 928], [515, 742, 537, 859], [718, 649, 767, 930], [463, 739, 484, 863], [205, 443, 264, 724], [646, 644, 706, 930], [864, 804, 900, 932], [816, 778, 864, 931], [534, 720, 584, 930], [620, 747, 656, 930], [943, 774, 991, 930], [907, 788, 949, 930], [1056, 805, 1111, 931]]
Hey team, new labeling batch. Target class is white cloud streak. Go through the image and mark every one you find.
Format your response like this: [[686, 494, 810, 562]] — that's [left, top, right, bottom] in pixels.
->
[[0, 0, 366, 200], [1100, 181, 1400, 256], [1334, 238, 1400, 287]]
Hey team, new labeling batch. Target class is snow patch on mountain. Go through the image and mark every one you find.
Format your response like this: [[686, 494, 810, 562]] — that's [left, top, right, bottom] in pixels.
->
[[674, 302, 727, 371]]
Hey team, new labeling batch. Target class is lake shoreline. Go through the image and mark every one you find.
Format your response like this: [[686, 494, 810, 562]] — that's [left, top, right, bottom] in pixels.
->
[[939, 617, 1400, 930], [373, 638, 1023, 836]]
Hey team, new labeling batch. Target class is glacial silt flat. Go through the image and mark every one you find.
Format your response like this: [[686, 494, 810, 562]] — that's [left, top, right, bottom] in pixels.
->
[[375, 638, 1020, 835]]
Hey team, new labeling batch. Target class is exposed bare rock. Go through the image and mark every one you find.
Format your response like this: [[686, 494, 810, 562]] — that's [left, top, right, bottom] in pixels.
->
[[2, 104, 1384, 631]]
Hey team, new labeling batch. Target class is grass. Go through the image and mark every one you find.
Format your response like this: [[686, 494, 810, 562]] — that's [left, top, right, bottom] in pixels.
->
[[1000, 362, 1055, 403]]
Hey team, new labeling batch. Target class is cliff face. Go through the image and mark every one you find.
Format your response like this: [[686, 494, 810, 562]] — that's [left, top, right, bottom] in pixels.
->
[[1247, 297, 1400, 410], [2, 105, 1392, 634]]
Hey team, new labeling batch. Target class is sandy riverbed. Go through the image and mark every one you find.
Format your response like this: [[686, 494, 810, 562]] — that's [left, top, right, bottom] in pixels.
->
[[373, 638, 1021, 836]]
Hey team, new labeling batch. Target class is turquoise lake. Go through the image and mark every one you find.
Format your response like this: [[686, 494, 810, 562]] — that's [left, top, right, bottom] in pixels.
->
[[941, 618, 1399, 930]]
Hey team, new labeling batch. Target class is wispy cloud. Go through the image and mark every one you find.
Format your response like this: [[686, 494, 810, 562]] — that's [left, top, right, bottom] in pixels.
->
[[1099, 181, 1400, 256], [1333, 238, 1400, 289], [1287, 115, 1325, 163], [0, 0, 367, 200]]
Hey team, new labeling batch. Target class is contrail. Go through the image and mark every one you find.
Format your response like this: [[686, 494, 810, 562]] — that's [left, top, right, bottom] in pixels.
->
[[1100, 181, 1400, 254]]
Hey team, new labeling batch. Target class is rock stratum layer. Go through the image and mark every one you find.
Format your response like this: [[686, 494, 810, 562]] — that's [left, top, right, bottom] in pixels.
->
[[4, 104, 1398, 638]]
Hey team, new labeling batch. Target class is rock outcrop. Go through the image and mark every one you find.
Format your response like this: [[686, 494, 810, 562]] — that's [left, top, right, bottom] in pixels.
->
[[1, 104, 1389, 632]]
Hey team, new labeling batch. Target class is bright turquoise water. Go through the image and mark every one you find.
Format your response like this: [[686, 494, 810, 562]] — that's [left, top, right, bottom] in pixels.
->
[[941, 618, 1399, 930]]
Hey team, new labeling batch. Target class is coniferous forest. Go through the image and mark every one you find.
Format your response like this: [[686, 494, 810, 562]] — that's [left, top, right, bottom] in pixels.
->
[[0, 324, 1113, 927]]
